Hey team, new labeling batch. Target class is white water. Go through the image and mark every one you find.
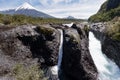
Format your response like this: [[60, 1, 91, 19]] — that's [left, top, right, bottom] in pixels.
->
[[89, 32, 120, 80], [50, 66, 58, 75], [50, 29, 63, 75], [58, 29, 63, 69], [63, 22, 73, 27]]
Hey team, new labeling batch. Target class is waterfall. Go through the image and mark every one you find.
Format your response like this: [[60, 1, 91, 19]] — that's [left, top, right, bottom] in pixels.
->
[[50, 29, 63, 75], [63, 22, 73, 27], [89, 32, 120, 80], [58, 29, 63, 69]]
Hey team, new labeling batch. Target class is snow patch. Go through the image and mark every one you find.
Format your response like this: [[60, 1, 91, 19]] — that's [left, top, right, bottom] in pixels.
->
[[15, 2, 36, 11]]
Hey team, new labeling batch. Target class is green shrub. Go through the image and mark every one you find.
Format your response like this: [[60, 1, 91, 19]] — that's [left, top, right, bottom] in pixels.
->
[[2, 15, 12, 25], [105, 19, 120, 41], [12, 64, 47, 80], [84, 25, 89, 32], [112, 33, 120, 41], [37, 26, 54, 36]]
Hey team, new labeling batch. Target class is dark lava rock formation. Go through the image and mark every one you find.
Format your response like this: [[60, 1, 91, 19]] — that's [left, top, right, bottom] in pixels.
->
[[60, 24, 98, 80], [0, 24, 98, 80], [0, 25, 60, 80]]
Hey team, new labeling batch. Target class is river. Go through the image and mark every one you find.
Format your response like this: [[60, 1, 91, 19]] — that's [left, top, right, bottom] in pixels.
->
[[89, 32, 120, 80]]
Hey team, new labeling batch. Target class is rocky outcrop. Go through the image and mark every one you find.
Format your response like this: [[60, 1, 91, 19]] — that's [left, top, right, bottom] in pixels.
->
[[60, 24, 98, 80], [0, 25, 60, 80], [90, 23, 120, 68], [0, 23, 98, 80], [102, 37, 120, 68]]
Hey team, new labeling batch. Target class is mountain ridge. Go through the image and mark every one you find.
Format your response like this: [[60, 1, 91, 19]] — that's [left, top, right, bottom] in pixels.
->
[[66, 16, 76, 19], [0, 2, 54, 18], [15, 2, 36, 11]]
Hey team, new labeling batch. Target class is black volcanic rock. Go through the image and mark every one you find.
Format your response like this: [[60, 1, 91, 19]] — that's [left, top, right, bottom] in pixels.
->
[[0, 25, 60, 80], [60, 25, 98, 80], [102, 37, 120, 68], [0, 23, 99, 80]]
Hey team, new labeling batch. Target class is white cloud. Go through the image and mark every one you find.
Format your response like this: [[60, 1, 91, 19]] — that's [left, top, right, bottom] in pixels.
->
[[39, 0, 75, 5], [38, 0, 107, 19], [0, 0, 107, 19], [52, 0, 64, 4], [39, 0, 48, 5]]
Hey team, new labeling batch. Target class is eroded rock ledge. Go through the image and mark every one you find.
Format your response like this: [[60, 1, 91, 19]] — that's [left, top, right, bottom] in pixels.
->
[[0, 24, 98, 80], [60, 24, 98, 80]]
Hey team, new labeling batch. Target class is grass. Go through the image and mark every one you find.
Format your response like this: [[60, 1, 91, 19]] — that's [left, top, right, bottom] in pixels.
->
[[105, 18, 120, 41], [36, 26, 54, 36], [112, 33, 120, 41], [12, 64, 47, 80], [0, 14, 84, 26]]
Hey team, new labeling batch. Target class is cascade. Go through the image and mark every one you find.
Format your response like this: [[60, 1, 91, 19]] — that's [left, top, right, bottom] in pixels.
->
[[89, 32, 120, 80]]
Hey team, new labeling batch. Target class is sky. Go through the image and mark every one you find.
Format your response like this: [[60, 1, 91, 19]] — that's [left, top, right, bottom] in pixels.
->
[[0, 0, 106, 19]]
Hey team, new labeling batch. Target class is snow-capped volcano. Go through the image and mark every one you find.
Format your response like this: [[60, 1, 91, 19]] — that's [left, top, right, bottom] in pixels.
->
[[0, 2, 54, 18], [15, 2, 36, 11]]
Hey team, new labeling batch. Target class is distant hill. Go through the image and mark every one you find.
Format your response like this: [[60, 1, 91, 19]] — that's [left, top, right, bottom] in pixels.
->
[[0, 2, 54, 18], [89, 0, 120, 22], [66, 16, 76, 19]]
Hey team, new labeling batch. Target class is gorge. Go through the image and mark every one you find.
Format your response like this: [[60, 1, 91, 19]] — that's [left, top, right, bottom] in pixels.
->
[[89, 32, 120, 80], [0, 22, 120, 80], [51, 23, 120, 80], [0, 0, 120, 79], [0, 23, 99, 80]]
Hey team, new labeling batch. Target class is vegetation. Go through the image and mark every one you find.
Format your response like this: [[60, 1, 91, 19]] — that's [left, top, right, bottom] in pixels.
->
[[36, 25, 54, 37], [84, 25, 89, 32], [98, 1, 108, 13], [105, 18, 120, 41], [83, 25, 89, 37], [89, 6, 120, 22], [89, 0, 120, 22], [112, 33, 120, 41], [12, 64, 47, 80], [89, 0, 120, 41], [0, 14, 84, 26]]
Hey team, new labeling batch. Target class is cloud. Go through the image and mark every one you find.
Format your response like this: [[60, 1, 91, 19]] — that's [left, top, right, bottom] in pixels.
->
[[38, 0, 107, 19], [39, 0, 75, 5], [0, 0, 107, 19]]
